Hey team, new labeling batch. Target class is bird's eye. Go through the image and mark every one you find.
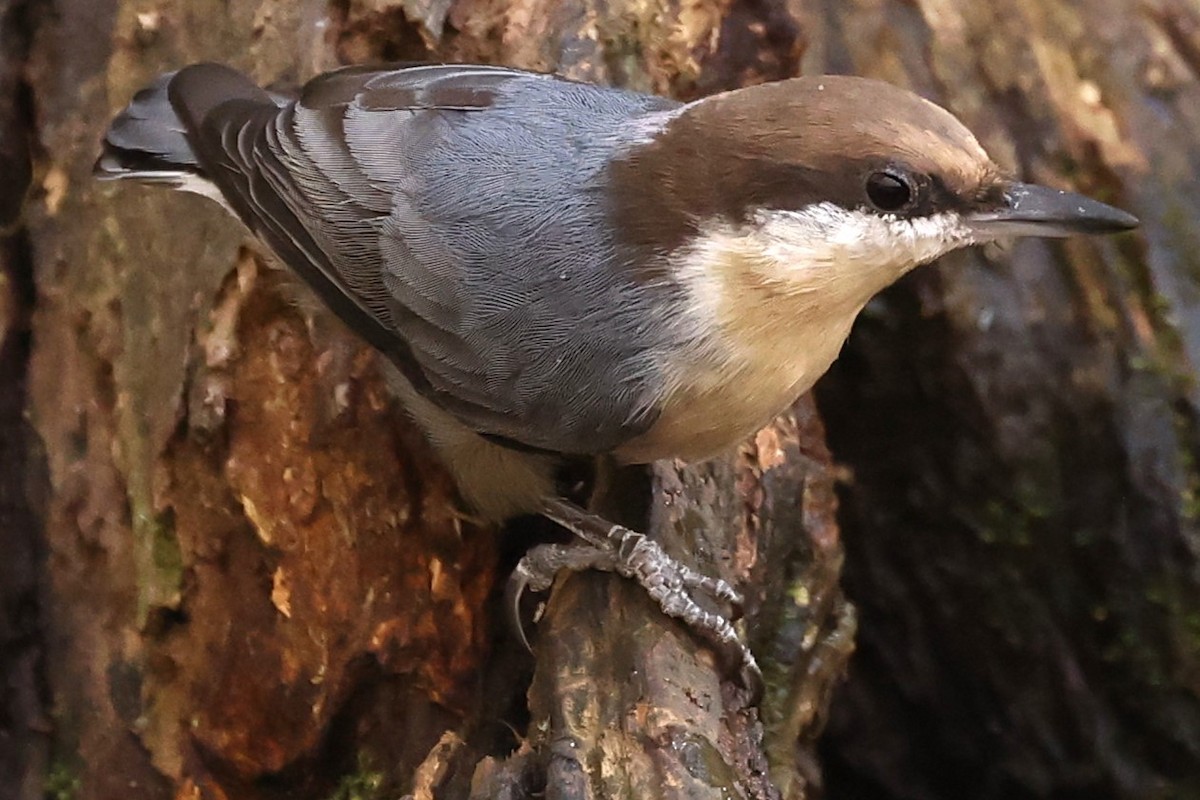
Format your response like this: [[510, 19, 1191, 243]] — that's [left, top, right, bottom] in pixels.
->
[[865, 170, 914, 212]]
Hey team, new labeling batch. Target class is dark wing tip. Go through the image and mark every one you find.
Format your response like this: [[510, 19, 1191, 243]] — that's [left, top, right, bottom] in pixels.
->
[[168, 63, 276, 131]]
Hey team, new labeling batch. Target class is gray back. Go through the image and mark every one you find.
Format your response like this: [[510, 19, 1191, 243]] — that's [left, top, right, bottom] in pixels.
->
[[172, 64, 683, 454]]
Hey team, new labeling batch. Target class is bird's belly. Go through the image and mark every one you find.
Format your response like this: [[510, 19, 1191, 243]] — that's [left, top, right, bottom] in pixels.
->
[[613, 314, 856, 464]]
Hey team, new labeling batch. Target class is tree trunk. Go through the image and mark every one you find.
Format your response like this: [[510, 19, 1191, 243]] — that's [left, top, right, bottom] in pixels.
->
[[0, 1, 1195, 800], [812, 2, 1200, 798]]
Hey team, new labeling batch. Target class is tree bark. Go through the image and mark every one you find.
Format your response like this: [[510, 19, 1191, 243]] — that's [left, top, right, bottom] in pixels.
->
[[1, 1, 1195, 800], [0, 2, 46, 798], [10, 1, 844, 799], [810, 2, 1200, 798]]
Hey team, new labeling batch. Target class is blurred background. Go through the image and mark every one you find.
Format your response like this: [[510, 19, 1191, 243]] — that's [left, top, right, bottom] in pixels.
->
[[0, 0, 1196, 798]]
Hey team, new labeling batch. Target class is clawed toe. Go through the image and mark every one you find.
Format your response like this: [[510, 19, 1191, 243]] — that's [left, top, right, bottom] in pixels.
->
[[738, 654, 764, 703], [506, 540, 619, 653], [507, 498, 762, 700], [505, 562, 538, 654]]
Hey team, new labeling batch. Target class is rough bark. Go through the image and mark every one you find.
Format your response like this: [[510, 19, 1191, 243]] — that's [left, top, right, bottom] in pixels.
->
[[0, 1, 48, 799], [11, 1, 843, 799], [2, 1, 1196, 800], [806, 1, 1200, 798]]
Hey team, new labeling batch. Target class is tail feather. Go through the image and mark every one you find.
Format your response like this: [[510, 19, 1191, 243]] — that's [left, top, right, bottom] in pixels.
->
[[95, 71, 200, 182], [96, 65, 293, 204]]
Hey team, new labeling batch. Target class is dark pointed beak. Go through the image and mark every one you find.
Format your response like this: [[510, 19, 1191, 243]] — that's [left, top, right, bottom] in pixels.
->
[[969, 182, 1139, 239]]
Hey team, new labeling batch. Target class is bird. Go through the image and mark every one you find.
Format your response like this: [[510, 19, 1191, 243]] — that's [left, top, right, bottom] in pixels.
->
[[96, 62, 1138, 695]]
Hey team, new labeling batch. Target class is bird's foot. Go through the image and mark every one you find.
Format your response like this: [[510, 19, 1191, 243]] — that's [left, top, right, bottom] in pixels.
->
[[507, 497, 762, 701]]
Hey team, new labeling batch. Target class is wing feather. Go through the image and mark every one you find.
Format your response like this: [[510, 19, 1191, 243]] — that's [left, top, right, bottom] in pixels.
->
[[169, 62, 678, 453]]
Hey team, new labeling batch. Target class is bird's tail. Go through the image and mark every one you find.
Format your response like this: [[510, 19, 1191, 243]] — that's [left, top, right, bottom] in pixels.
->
[[94, 71, 202, 185]]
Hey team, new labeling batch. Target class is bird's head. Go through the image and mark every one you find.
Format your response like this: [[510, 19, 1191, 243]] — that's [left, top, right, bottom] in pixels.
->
[[611, 75, 1137, 306]]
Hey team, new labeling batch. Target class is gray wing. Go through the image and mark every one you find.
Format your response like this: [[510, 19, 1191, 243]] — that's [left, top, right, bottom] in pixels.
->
[[168, 63, 680, 454]]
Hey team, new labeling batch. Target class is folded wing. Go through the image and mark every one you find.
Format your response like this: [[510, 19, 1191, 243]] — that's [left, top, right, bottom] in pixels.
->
[[164, 63, 679, 454]]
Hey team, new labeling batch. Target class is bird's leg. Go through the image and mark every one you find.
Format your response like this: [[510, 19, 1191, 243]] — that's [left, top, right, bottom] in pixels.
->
[[508, 495, 762, 698]]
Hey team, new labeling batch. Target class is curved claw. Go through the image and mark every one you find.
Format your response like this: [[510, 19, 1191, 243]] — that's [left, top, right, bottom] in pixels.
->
[[728, 595, 745, 622], [740, 655, 765, 706], [505, 566, 536, 654]]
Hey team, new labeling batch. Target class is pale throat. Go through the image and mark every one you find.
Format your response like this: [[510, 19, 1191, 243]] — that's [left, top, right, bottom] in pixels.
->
[[616, 203, 974, 464]]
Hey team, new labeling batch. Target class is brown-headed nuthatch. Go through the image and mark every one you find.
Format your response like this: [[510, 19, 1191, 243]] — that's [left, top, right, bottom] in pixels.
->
[[98, 63, 1138, 695]]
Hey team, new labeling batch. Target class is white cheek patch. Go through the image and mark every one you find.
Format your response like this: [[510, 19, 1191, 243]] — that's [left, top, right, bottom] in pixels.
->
[[662, 201, 982, 385], [752, 203, 976, 279]]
